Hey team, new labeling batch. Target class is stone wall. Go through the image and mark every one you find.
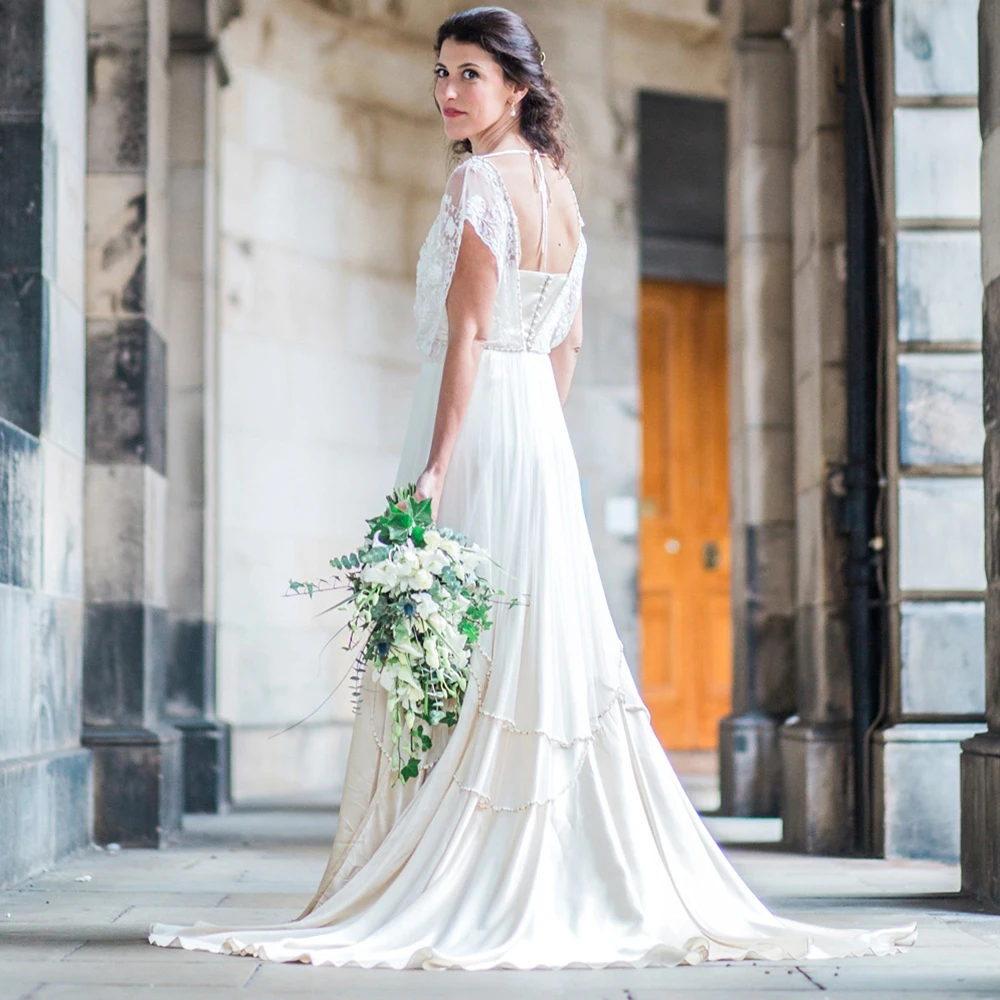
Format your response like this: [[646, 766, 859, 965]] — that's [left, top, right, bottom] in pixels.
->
[[216, 0, 728, 801], [0, 0, 93, 886]]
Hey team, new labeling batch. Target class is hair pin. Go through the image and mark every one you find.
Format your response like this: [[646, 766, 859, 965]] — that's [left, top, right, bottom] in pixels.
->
[[540, 51, 546, 65]]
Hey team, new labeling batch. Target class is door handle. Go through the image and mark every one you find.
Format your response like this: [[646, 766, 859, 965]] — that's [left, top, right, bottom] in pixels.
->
[[702, 541, 720, 570]]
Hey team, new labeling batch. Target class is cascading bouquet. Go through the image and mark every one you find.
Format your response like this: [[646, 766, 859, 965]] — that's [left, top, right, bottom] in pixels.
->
[[289, 484, 511, 782]]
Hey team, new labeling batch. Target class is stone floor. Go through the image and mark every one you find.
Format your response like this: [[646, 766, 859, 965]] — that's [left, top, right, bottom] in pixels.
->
[[1, 802, 999, 999]]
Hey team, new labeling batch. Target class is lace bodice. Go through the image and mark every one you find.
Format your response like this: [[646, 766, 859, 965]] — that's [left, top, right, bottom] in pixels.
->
[[414, 151, 586, 361]]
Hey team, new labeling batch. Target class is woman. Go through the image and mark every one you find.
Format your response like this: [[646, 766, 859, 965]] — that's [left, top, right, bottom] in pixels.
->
[[150, 6, 916, 968]]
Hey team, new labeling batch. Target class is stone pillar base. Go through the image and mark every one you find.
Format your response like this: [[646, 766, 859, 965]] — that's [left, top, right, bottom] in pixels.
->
[[83, 726, 183, 847], [0, 747, 93, 888], [719, 712, 781, 816], [873, 722, 984, 862], [960, 731, 1000, 902], [780, 719, 853, 854], [174, 719, 231, 814]]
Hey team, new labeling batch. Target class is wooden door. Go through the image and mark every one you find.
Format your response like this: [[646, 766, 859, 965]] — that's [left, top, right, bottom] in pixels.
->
[[639, 279, 731, 750]]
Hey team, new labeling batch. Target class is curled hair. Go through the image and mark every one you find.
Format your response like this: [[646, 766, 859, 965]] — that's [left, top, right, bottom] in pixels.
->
[[435, 6, 567, 169]]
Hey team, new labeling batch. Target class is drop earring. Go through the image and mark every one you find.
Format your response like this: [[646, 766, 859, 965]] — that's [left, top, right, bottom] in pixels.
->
[[510, 103, 517, 118]]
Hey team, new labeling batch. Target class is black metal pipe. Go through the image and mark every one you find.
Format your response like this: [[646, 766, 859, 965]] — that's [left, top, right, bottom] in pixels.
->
[[843, 0, 882, 857]]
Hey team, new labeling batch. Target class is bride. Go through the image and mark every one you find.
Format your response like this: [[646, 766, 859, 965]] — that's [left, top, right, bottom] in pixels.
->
[[151, 6, 916, 969]]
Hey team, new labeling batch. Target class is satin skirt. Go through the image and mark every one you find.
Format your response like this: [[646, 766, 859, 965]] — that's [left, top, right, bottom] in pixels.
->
[[149, 350, 916, 969]]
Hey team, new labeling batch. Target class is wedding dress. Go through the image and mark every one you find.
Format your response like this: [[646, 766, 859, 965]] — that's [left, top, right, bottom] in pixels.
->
[[149, 149, 916, 968]]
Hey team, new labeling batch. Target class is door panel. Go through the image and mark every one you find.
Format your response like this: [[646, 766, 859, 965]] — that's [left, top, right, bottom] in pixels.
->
[[639, 279, 731, 751]]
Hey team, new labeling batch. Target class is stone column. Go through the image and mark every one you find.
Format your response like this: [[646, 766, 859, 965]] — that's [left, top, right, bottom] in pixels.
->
[[779, 0, 853, 855], [961, 1, 1000, 904], [164, 0, 231, 813], [83, 0, 183, 846], [718, 0, 797, 818], [0, 0, 93, 886]]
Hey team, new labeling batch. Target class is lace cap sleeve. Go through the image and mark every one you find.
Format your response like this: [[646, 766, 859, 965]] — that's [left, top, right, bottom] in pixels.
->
[[414, 157, 519, 359]]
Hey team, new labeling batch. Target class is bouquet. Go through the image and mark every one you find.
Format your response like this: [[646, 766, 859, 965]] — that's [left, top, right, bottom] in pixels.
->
[[289, 484, 510, 782]]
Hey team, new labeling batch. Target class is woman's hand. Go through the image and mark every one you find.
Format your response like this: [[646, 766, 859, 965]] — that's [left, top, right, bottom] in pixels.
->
[[414, 466, 444, 521]]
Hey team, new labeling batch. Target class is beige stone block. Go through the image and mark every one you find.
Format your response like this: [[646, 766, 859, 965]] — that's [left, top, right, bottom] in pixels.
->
[[740, 0, 791, 35], [405, 190, 446, 274], [84, 465, 167, 608], [169, 55, 207, 168], [166, 498, 205, 616], [319, 27, 439, 122], [231, 720, 353, 802], [741, 145, 792, 239], [218, 617, 358, 725], [54, 143, 86, 310], [85, 173, 147, 320], [744, 426, 795, 524], [345, 180, 412, 275], [242, 68, 289, 155], [794, 364, 823, 491], [557, 77, 623, 167], [565, 385, 640, 481], [252, 154, 342, 260], [795, 482, 825, 606], [283, 91, 374, 179], [820, 360, 847, 463], [365, 0, 457, 39], [795, 361, 846, 494], [342, 270, 424, 365], [166, 386, 205, 504], [218, 234, 255, 338], [374, 114, 451, 195], [253, 246, 348, 351], [571, 157, 633, 243], [40, 442, 84, 601], [219, 139, 257, 242], [793, 251, 820, 381], [168, 165, 205, 279], [44, 290, 86, 460], [983, 127, 1000, 287], [792, 127, 845, 270], [737, 41, 793, 148], [166, 273, 205, 389], [740, 242, 793, 427], [608, 11, 728, 98], [793, 0, 843, 151]]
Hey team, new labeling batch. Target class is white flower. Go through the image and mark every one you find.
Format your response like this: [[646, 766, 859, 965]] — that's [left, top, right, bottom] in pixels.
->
[[411, 568, 433, 591], [361, 561, 400, 588], [414, 592, 438, 618]]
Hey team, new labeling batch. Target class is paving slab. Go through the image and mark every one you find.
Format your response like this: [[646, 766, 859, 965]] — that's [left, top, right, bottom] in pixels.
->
[[0, 807, 997, 998]]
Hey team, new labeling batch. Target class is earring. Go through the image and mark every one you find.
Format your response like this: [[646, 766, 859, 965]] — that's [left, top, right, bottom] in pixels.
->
[[510, 103, 517, 118]]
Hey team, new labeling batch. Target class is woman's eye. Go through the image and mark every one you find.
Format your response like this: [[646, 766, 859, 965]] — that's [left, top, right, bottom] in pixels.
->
[[463, 69, 479, 80], [434, 67, 447, 78]]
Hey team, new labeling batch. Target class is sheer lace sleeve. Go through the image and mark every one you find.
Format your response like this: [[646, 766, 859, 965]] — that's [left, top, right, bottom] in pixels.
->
[[414, 158, 521, 360]]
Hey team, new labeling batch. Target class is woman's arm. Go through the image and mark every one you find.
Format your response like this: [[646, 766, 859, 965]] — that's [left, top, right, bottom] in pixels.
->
[[414, 222, 499, 517], [549, 301, 583, 406]]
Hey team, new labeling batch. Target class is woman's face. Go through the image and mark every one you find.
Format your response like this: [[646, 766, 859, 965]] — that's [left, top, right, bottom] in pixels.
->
[[434, 38, 525, 142]]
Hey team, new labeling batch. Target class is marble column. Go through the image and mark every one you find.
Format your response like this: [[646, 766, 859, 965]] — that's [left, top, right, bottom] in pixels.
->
[[718, 0, 797, 818], [961, 1, 1000, 903], [83, 0, 183, 847], [164, 0, 231, 814], [0, 0, 93, 887]]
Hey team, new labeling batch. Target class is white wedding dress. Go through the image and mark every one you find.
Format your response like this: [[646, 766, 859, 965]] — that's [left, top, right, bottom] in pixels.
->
[[150, 150, 916, 969]]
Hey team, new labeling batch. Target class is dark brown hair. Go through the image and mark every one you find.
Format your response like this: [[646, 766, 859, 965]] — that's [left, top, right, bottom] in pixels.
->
[[435, 6, 568, 169]]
